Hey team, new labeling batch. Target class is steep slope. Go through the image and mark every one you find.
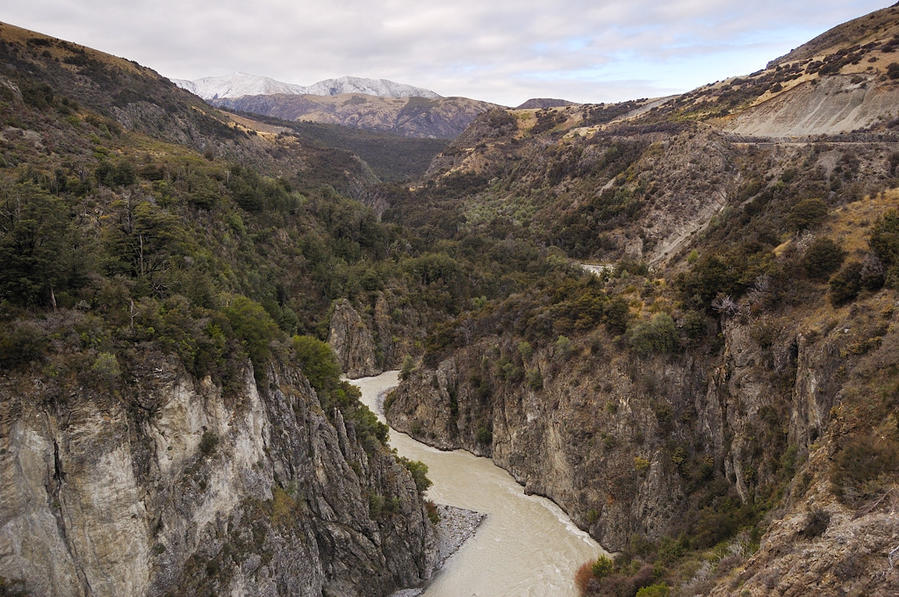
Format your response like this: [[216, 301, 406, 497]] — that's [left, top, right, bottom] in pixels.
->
[[212, 92, 499, 139]]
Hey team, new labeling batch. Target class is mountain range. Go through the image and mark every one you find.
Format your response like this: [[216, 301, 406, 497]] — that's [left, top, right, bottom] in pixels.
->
[[172, 72, 441, 100]]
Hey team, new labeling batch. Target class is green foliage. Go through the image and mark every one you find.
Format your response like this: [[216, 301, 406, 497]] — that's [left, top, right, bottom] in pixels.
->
[[787, 198, 828, 230], [291, 335, 341, 391], [626, 313, 678, 355], [398, 457, 432, 493], [400, 354, 415, 380], [0, 320, 48, 367], [91, 351, 121, 381], [802, 237, 845, 279], [223, 295, 280, 371], [591, 555, 614, 578], [829, 261, 863, 305], [636, 583, 670, 597], [0, 183, 82, 306], [527, 368, 544, 390], [870, 209, 899, 287], [677, 255, 740, 311]]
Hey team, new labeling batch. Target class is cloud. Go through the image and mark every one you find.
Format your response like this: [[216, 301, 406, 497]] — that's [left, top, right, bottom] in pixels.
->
[[3, 0, 889, 105]]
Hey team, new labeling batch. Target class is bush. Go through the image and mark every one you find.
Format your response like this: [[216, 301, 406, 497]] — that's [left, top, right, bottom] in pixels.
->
[[800, 509, 830, 538], [788, 198, 828, 231], [591, 555, 614, 578], [398, 457, 432, 493], [0, 320, 47, 367], [223, 295, 280, 370], [636, 584, 670, 597], [829, 261, 863, 305], [626, 313, 678, 355], [527, 368, 543, 390], [802, 237, 845, 279], [91, 351, 121, 381], [292, 335, 341, 391], [199, 431, 219, 457], [400, 354, 415, 380]]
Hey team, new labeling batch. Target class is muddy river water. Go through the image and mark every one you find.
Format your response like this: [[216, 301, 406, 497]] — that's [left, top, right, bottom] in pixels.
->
[[353, 371, 605, 597]]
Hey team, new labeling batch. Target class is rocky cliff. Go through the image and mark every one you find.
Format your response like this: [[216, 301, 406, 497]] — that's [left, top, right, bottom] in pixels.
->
[[386, 288, 899, 592], [0, 351, 437, 596]]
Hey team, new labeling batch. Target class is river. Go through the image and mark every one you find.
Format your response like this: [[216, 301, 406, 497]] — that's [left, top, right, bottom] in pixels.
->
[[352, 371, 605, 597]]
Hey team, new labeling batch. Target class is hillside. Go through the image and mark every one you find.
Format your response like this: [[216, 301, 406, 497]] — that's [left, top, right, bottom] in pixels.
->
[[211, 92, 499, 139], [372, 6, 899, 597]]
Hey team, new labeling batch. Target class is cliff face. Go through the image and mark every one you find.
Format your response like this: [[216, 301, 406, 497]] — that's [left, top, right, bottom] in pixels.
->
[[385, 295, 899, 590], [328, 299, 380, 378], [0, 351, 436, 596]]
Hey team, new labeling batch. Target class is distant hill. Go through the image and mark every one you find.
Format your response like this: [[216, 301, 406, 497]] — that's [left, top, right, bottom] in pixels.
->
[[172, 73, 440, 100], [211, 93, 500, 139], [515, 98, 576, 109]]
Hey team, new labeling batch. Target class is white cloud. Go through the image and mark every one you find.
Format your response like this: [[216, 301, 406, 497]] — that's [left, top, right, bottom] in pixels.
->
[[3, 0, 889, 105]]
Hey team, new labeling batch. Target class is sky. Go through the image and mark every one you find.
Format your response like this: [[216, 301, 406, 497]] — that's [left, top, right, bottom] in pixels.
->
[[2, 1, 890, 106]]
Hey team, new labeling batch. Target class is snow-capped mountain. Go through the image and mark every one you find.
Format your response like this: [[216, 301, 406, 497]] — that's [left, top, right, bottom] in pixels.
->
[[172, 73, 440, 100]]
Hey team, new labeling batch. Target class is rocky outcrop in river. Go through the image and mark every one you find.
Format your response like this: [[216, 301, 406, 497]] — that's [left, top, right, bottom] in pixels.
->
[[0, 351, 436, 596]]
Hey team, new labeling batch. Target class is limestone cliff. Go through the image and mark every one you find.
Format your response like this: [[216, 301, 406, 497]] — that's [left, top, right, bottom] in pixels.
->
[[0, 351, 436, 596]]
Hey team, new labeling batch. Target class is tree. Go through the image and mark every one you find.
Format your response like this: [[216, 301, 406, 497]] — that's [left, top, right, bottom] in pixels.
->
[[292, 335, 341, 391], [0, 183, 80, 306], [224, 295, 280, 369]]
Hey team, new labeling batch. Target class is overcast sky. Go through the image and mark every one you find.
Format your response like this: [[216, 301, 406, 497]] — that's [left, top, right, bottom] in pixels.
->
[[3, 1, 889, 105]]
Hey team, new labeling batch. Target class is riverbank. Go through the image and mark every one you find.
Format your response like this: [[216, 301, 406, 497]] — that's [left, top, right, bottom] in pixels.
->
[[353, 371, 602, 597], [392, 505, 486, 597]]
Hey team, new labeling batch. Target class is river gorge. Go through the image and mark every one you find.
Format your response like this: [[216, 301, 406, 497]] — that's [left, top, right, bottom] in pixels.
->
[[354, 371, 605, 597]]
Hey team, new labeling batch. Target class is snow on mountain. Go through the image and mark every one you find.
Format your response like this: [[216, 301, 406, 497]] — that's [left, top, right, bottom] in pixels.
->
[[172, 73, 441, 100], [302, 76, 440, 99]]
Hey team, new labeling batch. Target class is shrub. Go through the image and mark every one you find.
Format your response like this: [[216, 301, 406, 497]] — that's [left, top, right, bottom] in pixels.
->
[[399, 354, 415, 380], [527, 368, 543, 390], [802, 237, 845, 279], [888, 63, 899, 79], [0, 320, 47, 367], [91, 351, 121, 381], [425, 500, 440, 524], [831, 433, 899, 504], [223, 295, 280, 370], [292, 335, 341, 391], [800, 509, 830, 538], [636, 584, 671, 597], [575, 562, 593, 595], [398, 457, 432, 493], [199, 431, 219, 457], [829, 261, 863, 305], [788, 198, 828, 231], [627, 313, 678, 355], [591, 555, 614, 578], [634, 456, 651, 472]]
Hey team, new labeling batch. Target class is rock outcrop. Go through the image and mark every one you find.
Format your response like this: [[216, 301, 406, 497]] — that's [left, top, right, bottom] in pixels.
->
[[329, 299, 380, 378], [0, 351, 436, 596]]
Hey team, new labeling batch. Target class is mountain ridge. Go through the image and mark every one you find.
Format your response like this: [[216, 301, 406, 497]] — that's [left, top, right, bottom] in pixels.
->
[[172, 72, 441, 100]]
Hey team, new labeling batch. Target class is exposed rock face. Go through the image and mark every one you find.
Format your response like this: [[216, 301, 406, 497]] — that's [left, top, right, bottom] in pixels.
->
[[0, 352, 436, 596], [385, 300, 899, 588], [329, 298, 380, 378], [724, 76, 899, 137]]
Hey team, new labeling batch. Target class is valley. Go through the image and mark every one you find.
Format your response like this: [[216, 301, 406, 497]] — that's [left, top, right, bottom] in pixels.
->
[[1, 4, 899, 597]]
